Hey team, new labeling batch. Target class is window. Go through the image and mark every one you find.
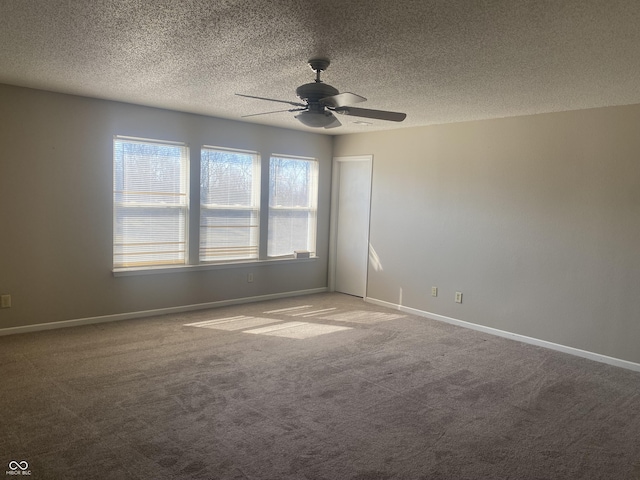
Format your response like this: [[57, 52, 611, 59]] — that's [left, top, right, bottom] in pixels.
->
[[200, 147, 260, 262], [268, 156, 319, 257], [113, 137, 189, 268], [113, 137, 320, 272]]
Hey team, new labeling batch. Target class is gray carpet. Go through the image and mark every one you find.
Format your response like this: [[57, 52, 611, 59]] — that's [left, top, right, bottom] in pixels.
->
[[1, 292, 639, 479]]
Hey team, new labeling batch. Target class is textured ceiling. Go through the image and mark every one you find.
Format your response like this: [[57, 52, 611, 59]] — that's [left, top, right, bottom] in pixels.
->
[[1, 0, 640, 135]]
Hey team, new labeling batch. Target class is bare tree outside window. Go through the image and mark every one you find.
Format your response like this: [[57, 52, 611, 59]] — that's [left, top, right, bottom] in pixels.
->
[[113, 138, 317, 269], [268, 156, 318, 257], [113, 137, 189, 268], [200, 148, 260, 261]]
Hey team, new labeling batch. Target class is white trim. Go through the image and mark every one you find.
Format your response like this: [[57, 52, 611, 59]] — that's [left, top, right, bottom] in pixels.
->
[[113, 256, 318, 277], [270, 153, 316, 162], [365, 296, 640, 373], [201, 145, 259, 155], [0, 288, 327, 337]]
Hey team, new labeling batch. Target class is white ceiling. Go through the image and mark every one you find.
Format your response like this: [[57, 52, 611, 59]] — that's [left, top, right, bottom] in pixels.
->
[[1, 0, 640, 135]]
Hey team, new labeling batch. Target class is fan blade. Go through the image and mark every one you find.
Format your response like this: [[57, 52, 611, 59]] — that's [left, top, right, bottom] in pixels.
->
[[320, 92, 367, 108], [236, 93, 306, 108], [324, 114, 342, 129], [333, 106, 406, 122], [241, 108, 306, 118]]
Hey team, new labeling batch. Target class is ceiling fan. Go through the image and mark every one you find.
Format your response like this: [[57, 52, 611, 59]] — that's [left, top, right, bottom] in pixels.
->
[[236, 58, 407, 129]]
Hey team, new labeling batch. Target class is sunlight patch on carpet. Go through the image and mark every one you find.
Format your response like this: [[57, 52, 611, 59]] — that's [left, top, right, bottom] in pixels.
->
[[287, 307, 338, 317], [320, 310, 406, 324], [185, 316, 281, 331], [244, 321, 352, 339], [263, 305, 338, 317], [262, 305, 312, 314]]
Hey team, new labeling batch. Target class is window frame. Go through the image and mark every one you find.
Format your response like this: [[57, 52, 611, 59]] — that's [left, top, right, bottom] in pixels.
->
[[113, 136, 190, 269], [199, 146, 261, 263], [112, 138, 321, 275], [267, 154, 319, 259]]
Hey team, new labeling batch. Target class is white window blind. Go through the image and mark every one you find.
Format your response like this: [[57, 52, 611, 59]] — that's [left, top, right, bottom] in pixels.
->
[[268, 156, 318, 257], [200, 147, 260, 262], [113, 137, 189, 268]]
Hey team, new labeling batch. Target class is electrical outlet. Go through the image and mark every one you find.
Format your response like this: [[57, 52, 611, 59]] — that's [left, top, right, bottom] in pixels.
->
[[431, 287, 438, 297], [455, 292, 463, 304], [1, 295, 11, 308], [247, 273, 254, 283]]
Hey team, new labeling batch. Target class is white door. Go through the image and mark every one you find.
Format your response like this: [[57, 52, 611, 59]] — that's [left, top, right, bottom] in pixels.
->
[[332, 156, 372, 297]]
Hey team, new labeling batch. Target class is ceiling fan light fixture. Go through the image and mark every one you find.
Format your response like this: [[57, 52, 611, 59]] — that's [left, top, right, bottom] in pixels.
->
[[295, 110, 336, 128]]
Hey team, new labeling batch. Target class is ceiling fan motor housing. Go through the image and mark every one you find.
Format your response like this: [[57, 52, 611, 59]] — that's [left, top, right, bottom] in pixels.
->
[[295, 82, 339, 104]]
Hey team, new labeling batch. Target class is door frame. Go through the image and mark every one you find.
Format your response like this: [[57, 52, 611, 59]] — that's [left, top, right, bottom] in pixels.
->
[[328, 155, 373, 295]]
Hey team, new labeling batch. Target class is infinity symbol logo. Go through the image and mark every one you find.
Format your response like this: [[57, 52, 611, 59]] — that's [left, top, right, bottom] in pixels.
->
[[8, 461, 28, 471]]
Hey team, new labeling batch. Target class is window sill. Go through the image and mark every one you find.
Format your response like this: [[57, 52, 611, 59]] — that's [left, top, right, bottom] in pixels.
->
[[112, 256, 319, 277]]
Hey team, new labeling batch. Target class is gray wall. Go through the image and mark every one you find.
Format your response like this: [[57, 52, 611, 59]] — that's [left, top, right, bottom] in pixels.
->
[[334, 105, 640, 364], [3, 82, 639, 366], [0, 84, 333, 328]]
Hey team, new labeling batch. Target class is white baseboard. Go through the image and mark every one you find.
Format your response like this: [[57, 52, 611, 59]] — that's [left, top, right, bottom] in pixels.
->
[[365, 296, 640, 373], [0, 287, 328, 337]]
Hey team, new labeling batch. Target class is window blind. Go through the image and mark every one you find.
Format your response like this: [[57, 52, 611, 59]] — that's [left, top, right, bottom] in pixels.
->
[[268, 156, 318, 257], [200, 147, 260, 262], [113, 137, 189, 268]]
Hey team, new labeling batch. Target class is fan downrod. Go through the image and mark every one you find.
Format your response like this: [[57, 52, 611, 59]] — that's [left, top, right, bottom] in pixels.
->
[[308, 58, 330, 82]]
